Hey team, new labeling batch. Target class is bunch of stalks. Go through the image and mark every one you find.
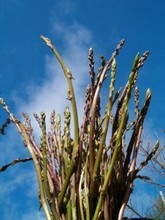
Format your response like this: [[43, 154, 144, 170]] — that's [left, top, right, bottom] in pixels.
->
[[0, 36, 159, 220]]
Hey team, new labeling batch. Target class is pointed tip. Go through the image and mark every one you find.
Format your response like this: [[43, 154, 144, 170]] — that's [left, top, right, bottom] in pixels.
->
[[146, 88, 152, 99]]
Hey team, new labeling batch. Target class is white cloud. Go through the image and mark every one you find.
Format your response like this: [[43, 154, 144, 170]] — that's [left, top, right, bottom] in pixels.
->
[[0, 20, 93, 219], [17, 22, 92, 136]]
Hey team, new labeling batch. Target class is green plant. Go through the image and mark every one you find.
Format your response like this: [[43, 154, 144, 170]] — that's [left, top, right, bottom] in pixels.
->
[[0, 36, 159, 220]]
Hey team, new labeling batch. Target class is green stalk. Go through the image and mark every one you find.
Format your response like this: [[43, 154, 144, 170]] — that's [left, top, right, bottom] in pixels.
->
[[93, 53, 140, 220], [40, 113, 60, 219], [56, 114, 64, 186], [90, 59, 116, 196], [71, 174, 77, 220], [88, 40, 124, 217], [89, 39, 125, 178], [0, 99, 54, 220], [40, 112, 49, 200], [40, 36, 79, 155], [57, 160, 75, 209], [17, 122, 54, 220], [23, 125, 53, 220], [89, 59, 116, 216], [41, 36, 79, 212], [93, 107, 128, 219], [79, 167, 85, 220], [84, 158, 90, 220], [66, 201, 72, 220]]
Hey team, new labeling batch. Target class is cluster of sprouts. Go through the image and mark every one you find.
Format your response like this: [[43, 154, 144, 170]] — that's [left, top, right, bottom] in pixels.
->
[[0, 36, 159, 220]]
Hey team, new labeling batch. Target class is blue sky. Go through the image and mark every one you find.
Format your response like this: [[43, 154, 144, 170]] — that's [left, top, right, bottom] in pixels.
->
[[0, 0, 165, 219]]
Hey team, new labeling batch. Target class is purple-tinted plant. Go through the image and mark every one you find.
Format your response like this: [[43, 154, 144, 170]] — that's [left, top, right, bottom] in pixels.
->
[[0, 36, 159, 220]]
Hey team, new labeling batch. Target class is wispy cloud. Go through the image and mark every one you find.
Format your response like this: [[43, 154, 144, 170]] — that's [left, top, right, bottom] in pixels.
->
[[0, 18, 93, 218], [17, 22, 93, 135]]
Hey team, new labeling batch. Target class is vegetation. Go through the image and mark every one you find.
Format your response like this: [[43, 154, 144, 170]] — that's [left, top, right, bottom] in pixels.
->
[[0, 36, 159, 220]]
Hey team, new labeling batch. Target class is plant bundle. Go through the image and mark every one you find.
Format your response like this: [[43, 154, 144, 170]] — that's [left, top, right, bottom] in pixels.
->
[[0, 36, 159, 220]]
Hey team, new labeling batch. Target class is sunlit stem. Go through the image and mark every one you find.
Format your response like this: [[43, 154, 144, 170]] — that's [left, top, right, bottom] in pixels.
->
[[89, 39, 125, 179], [90, 59, 116, 196], [41, 36, 79, 212], [93, 53, 140, 220], [79, 167, 85, 220], [40, 35, 79, 157]]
